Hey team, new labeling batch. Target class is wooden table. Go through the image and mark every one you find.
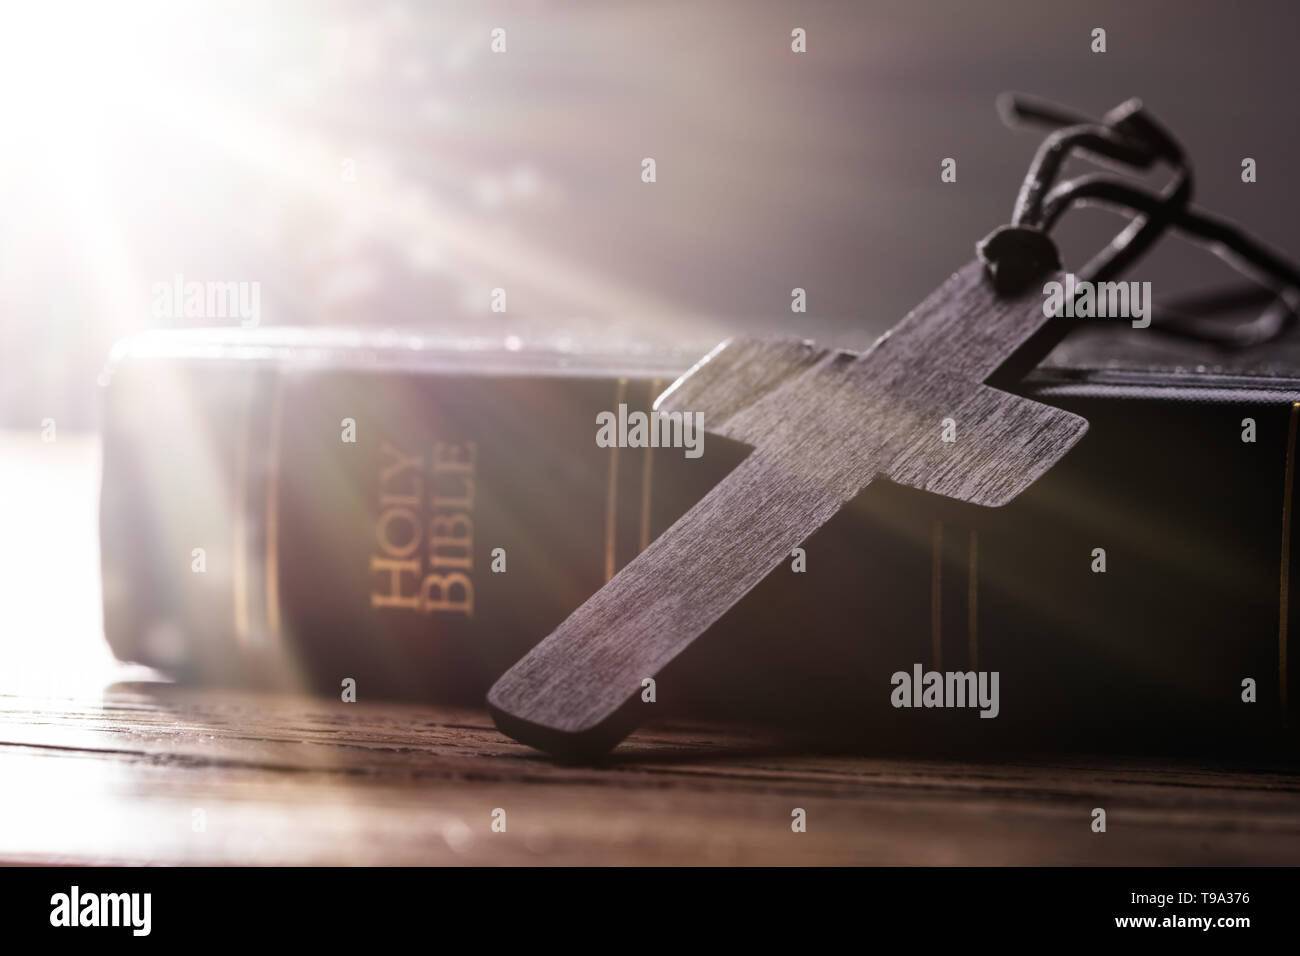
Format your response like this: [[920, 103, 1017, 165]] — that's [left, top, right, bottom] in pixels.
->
[[2, 684, 1298, 865]]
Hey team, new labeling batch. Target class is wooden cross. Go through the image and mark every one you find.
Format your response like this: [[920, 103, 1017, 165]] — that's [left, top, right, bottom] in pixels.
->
[[488, 239, 1089, 758]]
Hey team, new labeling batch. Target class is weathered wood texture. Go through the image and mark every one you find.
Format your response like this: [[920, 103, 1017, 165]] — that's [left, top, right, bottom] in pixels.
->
[[490, 261, 1088, 756], [2, 685, 1299, 865]]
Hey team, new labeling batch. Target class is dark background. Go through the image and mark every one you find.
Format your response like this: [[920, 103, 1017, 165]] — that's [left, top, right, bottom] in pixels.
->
[[3, 0, 1298, 427]]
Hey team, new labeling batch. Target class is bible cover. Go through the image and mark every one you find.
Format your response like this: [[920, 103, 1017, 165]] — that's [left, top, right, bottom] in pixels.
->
[[99, 325, 1300, 750]]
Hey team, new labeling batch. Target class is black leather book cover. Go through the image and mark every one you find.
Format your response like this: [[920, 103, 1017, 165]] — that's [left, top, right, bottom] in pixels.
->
[[100, 325, 1300, 750]]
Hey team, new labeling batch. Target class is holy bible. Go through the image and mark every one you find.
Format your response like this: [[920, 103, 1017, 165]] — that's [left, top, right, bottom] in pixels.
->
[[99, 325, 1300, 751]]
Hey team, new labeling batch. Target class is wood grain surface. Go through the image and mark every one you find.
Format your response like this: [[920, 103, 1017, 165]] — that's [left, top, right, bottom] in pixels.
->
[[3, 683, 1299, 866], [490, 260, 1088, 756]]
